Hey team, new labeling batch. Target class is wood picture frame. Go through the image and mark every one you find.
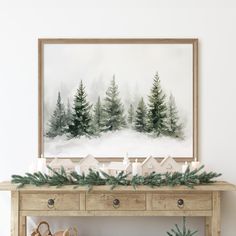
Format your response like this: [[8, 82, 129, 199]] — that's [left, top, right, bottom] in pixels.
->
[[38, 38, 198, 162]]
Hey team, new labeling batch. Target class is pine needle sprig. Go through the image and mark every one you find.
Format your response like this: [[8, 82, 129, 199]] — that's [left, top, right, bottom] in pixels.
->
[[166, 217, 198, 236], [100, 170, 130, 189], [11, 165, 221, 190]]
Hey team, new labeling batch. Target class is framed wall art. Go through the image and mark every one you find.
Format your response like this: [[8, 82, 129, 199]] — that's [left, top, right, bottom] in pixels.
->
[[38, 38, 198, 161]]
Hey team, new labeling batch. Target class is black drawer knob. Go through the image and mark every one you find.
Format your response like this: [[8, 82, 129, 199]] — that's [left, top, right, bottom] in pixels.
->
[[113, 199, 120, 208], [177, 199, 184, 208], [47, 198, 55, 208]]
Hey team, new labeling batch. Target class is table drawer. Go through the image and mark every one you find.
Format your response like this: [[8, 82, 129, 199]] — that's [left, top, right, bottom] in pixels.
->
[[86, 193, 146, 211], [151, 193, 212, 211], [20, 193, 80, 211]]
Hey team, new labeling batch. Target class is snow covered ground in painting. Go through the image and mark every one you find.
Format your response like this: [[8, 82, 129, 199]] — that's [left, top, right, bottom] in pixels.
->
[[44, 129, 192, 158]]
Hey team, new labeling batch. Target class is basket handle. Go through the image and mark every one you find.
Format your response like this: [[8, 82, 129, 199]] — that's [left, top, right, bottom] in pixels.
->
[[62, 227, 78, 236], [36, 221, 53, 235]]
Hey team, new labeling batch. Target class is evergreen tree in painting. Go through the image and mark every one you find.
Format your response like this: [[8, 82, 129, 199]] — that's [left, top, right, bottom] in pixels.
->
[[147, 72, 168, 136], [135, 98, 147, 132], [68, 80, 93, 137], [46, 92, 67, 137], [166, 93, 184, 139], [103, 75, 126, 131], [65, 99, 73, 128], [127, 104, 135, 126], [93, 96, 104, 133]]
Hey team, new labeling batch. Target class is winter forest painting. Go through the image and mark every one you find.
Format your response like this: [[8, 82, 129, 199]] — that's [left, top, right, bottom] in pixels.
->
[[41, 40, 197, 158]]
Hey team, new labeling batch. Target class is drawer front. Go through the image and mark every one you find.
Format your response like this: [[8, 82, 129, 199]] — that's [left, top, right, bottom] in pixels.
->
[[151, 193, 212, 211], [20, 193, 80, 211], [86, 193, 146, 211]]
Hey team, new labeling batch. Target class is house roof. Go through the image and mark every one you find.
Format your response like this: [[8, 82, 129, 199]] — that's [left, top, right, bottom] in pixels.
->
[[79, 154, 98, 165], [160, 156, 175, 166], [141, 156, 155, 166]]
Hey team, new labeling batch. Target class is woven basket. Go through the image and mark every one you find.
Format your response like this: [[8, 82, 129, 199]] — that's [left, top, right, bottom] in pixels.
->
[[31, 221, 78, 236], [54, 227, 78, 236], [31, 221, 53, 236]]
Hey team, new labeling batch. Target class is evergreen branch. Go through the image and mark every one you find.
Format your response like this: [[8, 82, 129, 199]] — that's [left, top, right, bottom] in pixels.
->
[[11, 165, 221, 190], [166, 217, 198, 236]]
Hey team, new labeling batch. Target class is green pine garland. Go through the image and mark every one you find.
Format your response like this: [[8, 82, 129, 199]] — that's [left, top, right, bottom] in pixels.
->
[[11, 165, 221, 190], [167, 217, 198, 236]]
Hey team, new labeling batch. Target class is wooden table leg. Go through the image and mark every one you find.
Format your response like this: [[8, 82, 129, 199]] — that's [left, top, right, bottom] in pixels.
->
[[211, 192, 221, 236], [205, 192, 221, 236], [20, 216, 27, 236], [11, 191, 19, 236], [205, 216, 212, 236]]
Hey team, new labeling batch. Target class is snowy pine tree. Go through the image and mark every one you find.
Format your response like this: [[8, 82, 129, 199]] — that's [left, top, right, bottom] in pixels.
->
[[65, 99, 73, 128], [102, 75, 126, 131], [147, 72, 168, 136], [46, 92, 67, 137], [127, 104, 135, 126], [135, 98, 147, 132], [93, 96, 104, 133], [166, 93, 184, 139], [68, 80, 93, 137]]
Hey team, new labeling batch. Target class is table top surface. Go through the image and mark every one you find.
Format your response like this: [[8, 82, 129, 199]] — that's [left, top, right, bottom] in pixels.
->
[[0, 181, 235, 192]]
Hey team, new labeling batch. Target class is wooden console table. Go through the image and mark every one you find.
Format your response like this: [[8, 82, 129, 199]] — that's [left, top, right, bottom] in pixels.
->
[[0, 181, 235, 236]]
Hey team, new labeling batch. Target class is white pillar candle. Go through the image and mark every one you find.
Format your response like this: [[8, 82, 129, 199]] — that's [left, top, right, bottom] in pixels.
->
[[191, 160, 200, 170], [75, 165, 80, 175], [132, 159, 140, 176], [182, 161, 188, 173]]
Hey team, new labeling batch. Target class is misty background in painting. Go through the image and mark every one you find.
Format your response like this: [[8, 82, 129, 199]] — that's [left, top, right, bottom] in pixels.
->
[[43, 43, 193, 158]]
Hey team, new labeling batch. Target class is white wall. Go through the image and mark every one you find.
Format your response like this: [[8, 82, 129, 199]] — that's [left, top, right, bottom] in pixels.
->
[[0, 0, 236, 235]]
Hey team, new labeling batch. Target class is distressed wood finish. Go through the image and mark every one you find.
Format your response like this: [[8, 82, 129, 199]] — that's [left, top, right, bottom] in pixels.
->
[[151, 193, 212, 211], [86, 193, 146, 211], [0, 182, 235, 236], [1, 181, 235, 192], [211, 192, 221, 236], [11, 191, 19, 236], [20, 193, 80, 211]]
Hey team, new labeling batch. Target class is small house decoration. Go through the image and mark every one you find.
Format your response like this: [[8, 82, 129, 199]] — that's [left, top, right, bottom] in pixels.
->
[[104, 162, 132, 176], [101, 155, 132, 176], [160, 156, 181, 173], [48, 155, 183, 177], [48, 158, 75, 174], [79, 154, 99, 175], [141, 156, 161, 176]]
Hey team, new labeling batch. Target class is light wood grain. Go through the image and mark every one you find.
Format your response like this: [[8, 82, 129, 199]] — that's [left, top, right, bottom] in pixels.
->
[[80, 193, 86, 211], [11, 191, 19, 236], [1, 182, 235, 192], [20, 210, 212, 217], [19, 216, 26, 236], [20, 193, 80, 211], [86, 193, 146, 211], [3, 181, 234, 236], [205, 216, 212, 236], [151, 193, 212, 211], [211, 192, 221, 236]]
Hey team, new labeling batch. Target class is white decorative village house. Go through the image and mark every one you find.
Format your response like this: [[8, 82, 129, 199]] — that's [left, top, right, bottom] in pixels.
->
[[160, 156, 181, 173], [140, 156, 161, 176], [76, 155, 181, 177], [103, 162, 132, 176], [100, 154, 132, 176], [49, 158, 75, 174], [79, 154, 99, 175], [48, 154, 182, 177]]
